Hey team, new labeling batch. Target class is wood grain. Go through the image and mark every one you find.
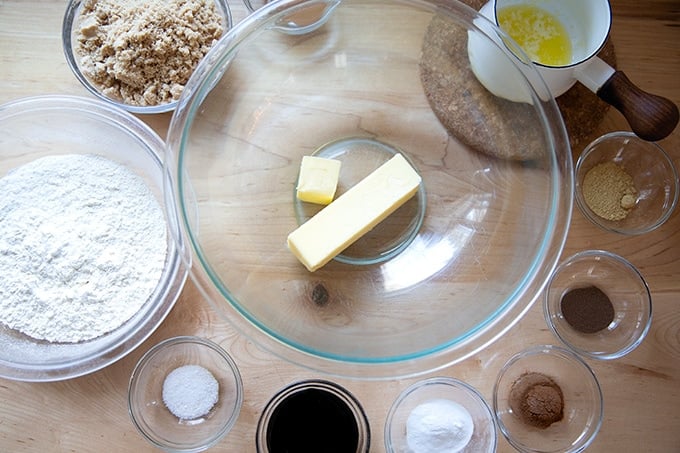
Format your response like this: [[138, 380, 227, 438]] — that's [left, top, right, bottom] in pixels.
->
[[1, 1, 679, 452]]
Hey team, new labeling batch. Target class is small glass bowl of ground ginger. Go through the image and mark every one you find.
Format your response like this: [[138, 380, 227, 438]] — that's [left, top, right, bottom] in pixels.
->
[[575, 131, 679, 235], [493, 345, 603, 453], [544, 250, 652, 361], [62, 0, 232, 114], [128, 336, 243, 452]]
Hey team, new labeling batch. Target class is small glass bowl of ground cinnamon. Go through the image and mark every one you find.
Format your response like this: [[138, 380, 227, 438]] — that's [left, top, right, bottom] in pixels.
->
[[575, 131, 679, 235], [493, 345, 603, 453], [544, 250, 652, 360]]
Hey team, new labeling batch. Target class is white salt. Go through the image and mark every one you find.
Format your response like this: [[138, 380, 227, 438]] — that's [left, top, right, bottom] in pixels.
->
[[162, 365, 219, 420]]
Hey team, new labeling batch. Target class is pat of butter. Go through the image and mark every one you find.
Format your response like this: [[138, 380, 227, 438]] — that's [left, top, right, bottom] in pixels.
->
[[296, 156, 342, 205], [287, 153, 421, 272]]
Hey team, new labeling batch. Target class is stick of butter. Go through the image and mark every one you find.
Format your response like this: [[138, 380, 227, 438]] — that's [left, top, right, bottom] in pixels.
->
[[296, 155, 342, 205], [287, 153, 421, 272]]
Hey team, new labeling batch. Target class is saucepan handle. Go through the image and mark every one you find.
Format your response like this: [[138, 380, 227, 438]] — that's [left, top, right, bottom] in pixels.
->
[[576, 56, 679, 141], [598, 71, 678, 141]]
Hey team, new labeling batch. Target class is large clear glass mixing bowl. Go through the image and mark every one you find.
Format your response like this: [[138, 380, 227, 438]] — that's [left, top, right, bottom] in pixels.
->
[[166, 0, 572, 378]]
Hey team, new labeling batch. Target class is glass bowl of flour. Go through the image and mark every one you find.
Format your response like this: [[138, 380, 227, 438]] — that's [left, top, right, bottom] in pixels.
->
[[0, 95, 187, 382]]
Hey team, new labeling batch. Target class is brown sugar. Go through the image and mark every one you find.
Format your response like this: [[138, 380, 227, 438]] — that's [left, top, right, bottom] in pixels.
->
[[582, 162, 638, 221], [509, 372, 564, 429], [75, 0, 224, 107]]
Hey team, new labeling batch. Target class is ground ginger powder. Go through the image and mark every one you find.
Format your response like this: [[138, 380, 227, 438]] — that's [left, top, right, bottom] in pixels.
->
[[582, 161, 638, 221], [76, 0, 224, 107]]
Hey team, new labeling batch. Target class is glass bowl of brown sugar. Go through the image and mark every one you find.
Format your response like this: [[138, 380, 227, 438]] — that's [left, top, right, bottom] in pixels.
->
[[62, 0, 232, 114], [575, 131, 679, 235], [544, 250, 652, 361], [493, 345, 603, 453]]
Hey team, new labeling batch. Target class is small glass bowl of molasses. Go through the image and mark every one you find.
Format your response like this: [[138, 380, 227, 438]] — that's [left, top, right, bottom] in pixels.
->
[[256, 379, 371, 453], [493, 345, 603, 453], [544, 250, 652, 360]]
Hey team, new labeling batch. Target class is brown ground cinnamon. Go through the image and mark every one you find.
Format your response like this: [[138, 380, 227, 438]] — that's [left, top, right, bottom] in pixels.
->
[[509, 372, 564, 429]]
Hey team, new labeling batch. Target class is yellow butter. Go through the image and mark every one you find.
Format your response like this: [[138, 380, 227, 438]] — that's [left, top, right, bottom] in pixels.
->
[[296, 155, 342, 205], [497, 4, 572, 66], [287, 153, 421, 272]]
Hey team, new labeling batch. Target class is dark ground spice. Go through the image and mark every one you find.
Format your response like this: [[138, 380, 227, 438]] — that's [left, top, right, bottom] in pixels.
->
[[560, 285, 615, 334], [509, 372, 564, 429]]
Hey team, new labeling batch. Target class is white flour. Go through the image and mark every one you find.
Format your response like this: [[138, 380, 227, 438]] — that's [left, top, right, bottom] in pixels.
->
[[0, 154, 167, 343]]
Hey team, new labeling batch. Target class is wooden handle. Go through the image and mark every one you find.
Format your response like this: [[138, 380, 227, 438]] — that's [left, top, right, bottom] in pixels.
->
[[598, 71, 679, 141]]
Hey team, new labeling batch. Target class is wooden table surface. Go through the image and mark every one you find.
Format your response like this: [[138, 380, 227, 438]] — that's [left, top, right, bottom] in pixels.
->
[[1, 1, 679, 452]]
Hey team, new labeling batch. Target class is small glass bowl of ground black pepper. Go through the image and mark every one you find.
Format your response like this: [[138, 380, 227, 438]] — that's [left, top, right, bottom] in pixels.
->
[[256, 379, 371, 453], [493, 345, 603, 453], [385, 377, 497, 453], [128, 336, 243, 453], [544, 250, 652, 361], [62, 0, 232, 114], [575, 131, 679, 235]]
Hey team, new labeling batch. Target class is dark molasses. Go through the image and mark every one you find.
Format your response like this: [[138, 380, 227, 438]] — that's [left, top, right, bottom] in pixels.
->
[[266, 387, 361, 452]]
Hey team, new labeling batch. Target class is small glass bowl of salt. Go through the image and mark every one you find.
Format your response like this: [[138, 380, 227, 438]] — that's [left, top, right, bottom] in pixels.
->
[[385, 376, 496, 453], [128, 336, 243, 452]]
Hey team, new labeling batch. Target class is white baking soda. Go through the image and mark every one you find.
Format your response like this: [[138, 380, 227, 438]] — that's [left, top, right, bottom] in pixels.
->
[[163, 365, 219, 420], [406, 399, 474, 453]]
